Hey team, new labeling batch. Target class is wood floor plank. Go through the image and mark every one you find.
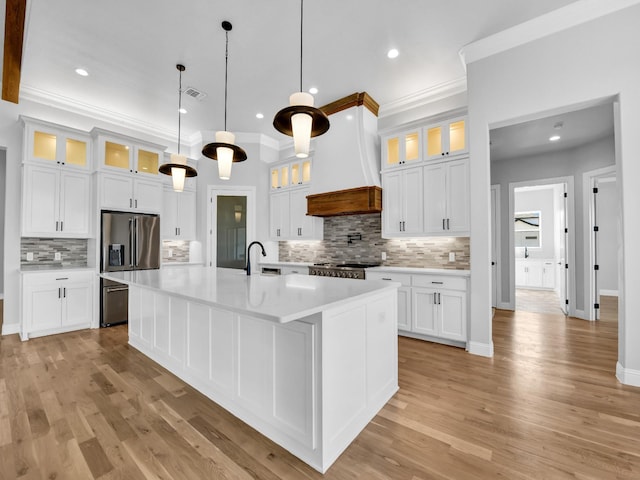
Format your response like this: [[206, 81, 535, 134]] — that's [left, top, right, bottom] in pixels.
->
[[1, 297, 639, 478]]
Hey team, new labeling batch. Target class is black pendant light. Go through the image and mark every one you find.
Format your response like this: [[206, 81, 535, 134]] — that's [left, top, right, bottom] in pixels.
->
[[273, 0, 329, 158], [159, 64, 197, 192], [202, 21, 247, 180]]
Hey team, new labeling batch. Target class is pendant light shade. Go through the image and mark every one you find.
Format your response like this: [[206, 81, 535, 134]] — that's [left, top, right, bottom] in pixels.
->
[[160, 64, 197, 192], [273, 0, 329, 157], [202, 21, 247, 180]]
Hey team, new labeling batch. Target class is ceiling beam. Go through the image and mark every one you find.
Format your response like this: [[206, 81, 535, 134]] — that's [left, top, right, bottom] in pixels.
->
[[2, 0, 27, 104]]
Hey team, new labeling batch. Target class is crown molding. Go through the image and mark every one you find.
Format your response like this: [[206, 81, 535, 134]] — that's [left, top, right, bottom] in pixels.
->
[[459, 0, 640, 67], [378, 77, 467, 119], [20, 84, 177, 140]]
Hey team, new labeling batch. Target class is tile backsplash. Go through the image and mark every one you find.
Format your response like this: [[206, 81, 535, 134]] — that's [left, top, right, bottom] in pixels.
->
[[278, 213, 469, 269], [21, 238, 88, 266], [162, 240, 191, 263]]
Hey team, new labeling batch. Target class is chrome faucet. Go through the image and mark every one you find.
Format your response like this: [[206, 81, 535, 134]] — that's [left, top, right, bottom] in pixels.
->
[[246, 241, 267, 276]]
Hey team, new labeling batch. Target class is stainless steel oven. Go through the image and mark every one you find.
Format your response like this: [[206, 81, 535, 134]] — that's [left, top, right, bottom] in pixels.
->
[[308, 262, 381, 280]]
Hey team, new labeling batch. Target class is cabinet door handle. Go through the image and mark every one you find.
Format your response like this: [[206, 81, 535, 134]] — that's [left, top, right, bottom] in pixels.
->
[[130, 198, 133, 208], [447, 218, 450, 230], [442, 218, 445, 230], [60, 221, 63, 231], [63, 288, 66, 298], [55, 221, 59, 231], [135, 199, 138, 208], [178, 227, 181, 236], [55, 277, 68, 281], [175, 227, 178, 236], [431, 281, 443, 284], [382, 278, 392, 281], [58, 288, 61, 299]]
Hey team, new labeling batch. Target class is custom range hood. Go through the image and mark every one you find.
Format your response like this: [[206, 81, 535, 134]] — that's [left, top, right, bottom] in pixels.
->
[[306, 92, 382, 217]]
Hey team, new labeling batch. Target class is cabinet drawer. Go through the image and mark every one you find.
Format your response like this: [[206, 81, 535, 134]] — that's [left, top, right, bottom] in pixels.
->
[[23, 270, 94, 286], [412, 274, 467, 291], [366, 272, 412, 286]]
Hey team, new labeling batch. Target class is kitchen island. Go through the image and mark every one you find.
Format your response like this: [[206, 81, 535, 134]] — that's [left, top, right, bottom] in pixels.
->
[[101, 266, 400, 473]]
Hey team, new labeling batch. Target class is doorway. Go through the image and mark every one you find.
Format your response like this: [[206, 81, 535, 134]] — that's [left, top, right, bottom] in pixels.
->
[[512, 181, 571, 315], [207, 186, 256, 269]]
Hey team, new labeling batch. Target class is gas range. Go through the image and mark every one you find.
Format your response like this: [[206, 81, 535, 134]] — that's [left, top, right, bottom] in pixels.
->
[[308, 262, 381, 280]]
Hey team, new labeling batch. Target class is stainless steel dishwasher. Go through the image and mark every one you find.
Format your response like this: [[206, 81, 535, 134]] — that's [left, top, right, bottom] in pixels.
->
[[101, 278, 129, 327]]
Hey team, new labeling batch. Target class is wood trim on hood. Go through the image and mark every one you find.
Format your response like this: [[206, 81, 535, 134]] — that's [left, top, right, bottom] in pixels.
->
[[307, 186, 382, 217], [320, 92, 379, 117]]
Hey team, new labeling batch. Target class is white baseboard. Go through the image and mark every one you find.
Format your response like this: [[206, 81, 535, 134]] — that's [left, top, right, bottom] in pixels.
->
[[573, 309, 589, 321], [2, 323, 20, 336], [497, 302, 514, 311], [600, 289, 619, 297], [617, 362, 640, 388], [468, 341, 494, 357]]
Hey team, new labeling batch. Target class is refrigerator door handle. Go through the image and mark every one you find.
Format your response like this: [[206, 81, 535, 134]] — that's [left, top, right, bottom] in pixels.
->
[[135, 217, 140, 267], [129, 218, 135, 267]]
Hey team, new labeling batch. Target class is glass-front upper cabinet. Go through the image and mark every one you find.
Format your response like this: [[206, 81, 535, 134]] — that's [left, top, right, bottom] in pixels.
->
[[382, 130, 422, 170], [270, 159, 311, 190], [94, 129, 164, 176], [424, 116, 468, 160], [290, 159, 311, 186], [24, 117, 91, 170]]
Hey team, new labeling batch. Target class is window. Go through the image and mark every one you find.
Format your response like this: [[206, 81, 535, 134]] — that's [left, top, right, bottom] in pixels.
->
[[514, 211, 540, 248]]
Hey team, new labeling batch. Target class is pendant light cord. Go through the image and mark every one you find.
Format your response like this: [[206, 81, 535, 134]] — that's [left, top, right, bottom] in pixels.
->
[[299, 0, 304, 92], [177, 68, 183, 154], [224, 28, 229, 131]]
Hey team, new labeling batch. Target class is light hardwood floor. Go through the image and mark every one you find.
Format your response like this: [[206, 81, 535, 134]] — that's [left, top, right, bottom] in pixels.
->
[[1, 297, 638, 479]]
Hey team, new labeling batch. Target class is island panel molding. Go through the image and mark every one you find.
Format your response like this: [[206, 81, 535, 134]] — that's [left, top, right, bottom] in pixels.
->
[[120, 268, 399, 473]]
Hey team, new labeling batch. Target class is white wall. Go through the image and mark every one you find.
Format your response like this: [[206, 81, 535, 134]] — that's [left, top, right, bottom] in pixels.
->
[[491, 136, 615, 309], [514, 187, 555, 259], [597, 180, 618, 294], [467, 5, 640, 384]]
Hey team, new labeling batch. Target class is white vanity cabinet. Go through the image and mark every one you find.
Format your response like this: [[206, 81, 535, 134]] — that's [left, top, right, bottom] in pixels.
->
[[21, 270, 94, 339], [22, 164, 92, 237], [515, 259, 555, 289], [367, 268, 468, 346], [162, 187, 196, 239]]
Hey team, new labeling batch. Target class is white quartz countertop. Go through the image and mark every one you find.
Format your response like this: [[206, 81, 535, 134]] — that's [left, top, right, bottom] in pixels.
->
[[367, 266, 470, 276], [101, 266, 399, 324], [20, 265, 95, 274]]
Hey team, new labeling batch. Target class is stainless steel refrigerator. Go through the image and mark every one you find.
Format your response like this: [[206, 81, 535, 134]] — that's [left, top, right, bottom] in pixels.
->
[[100, 211, 160, 327]]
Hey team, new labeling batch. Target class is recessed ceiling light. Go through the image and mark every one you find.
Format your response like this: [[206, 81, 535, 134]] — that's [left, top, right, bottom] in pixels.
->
[[387, 49, 399, 59], [75, 68, 89, 76], [256, 113, 264, 119], [549, 135, 561, 142], [309, 87, 318, 95], [178, 107, 187, 114], [346, 115, 353, 120]]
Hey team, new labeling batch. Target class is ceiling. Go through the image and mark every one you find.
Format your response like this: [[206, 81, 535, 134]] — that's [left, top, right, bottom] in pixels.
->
[[6, 0, 581, 149], [489, 102, 614, 162]]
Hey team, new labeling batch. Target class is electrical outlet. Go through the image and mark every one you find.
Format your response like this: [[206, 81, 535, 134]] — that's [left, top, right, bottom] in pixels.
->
[[381, 252, 387, 260], [54, 252, 61, 261], [168, 249, 173, 258], [26, 252, 34, 261], [449, 252, 455, 262]]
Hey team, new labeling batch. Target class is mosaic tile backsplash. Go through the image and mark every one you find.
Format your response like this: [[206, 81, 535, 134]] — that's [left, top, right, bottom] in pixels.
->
[[162, 240, 191, 263], [21, 238, 88, 266], [278, 213, 470, 269]]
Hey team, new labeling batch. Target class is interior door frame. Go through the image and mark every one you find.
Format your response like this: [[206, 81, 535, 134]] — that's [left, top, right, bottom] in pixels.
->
[[490, 184, 501, 308], [508, 176, 575, 316], [206, 185, 256, 268], [584, 165, 616, 321]]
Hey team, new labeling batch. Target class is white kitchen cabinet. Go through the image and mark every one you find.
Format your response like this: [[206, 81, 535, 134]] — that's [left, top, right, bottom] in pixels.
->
[[162, 187, 196, 239], [270, 187, 323, 240], [423, 158, 470, 235], [366, 271, 412, 331], [367, 270, 467, 344], [22, 164, 91, 237], [93, 129, 164, 177], [100, 173, 162, 213], [22, 117, 92, 171], [424, 116, 468, 160], [270, 159, 312, 190], [382, 168, 424, 237], [22, 270, 94, 339], [381, 129, 422, 170], [542, 261, 556, 288]]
